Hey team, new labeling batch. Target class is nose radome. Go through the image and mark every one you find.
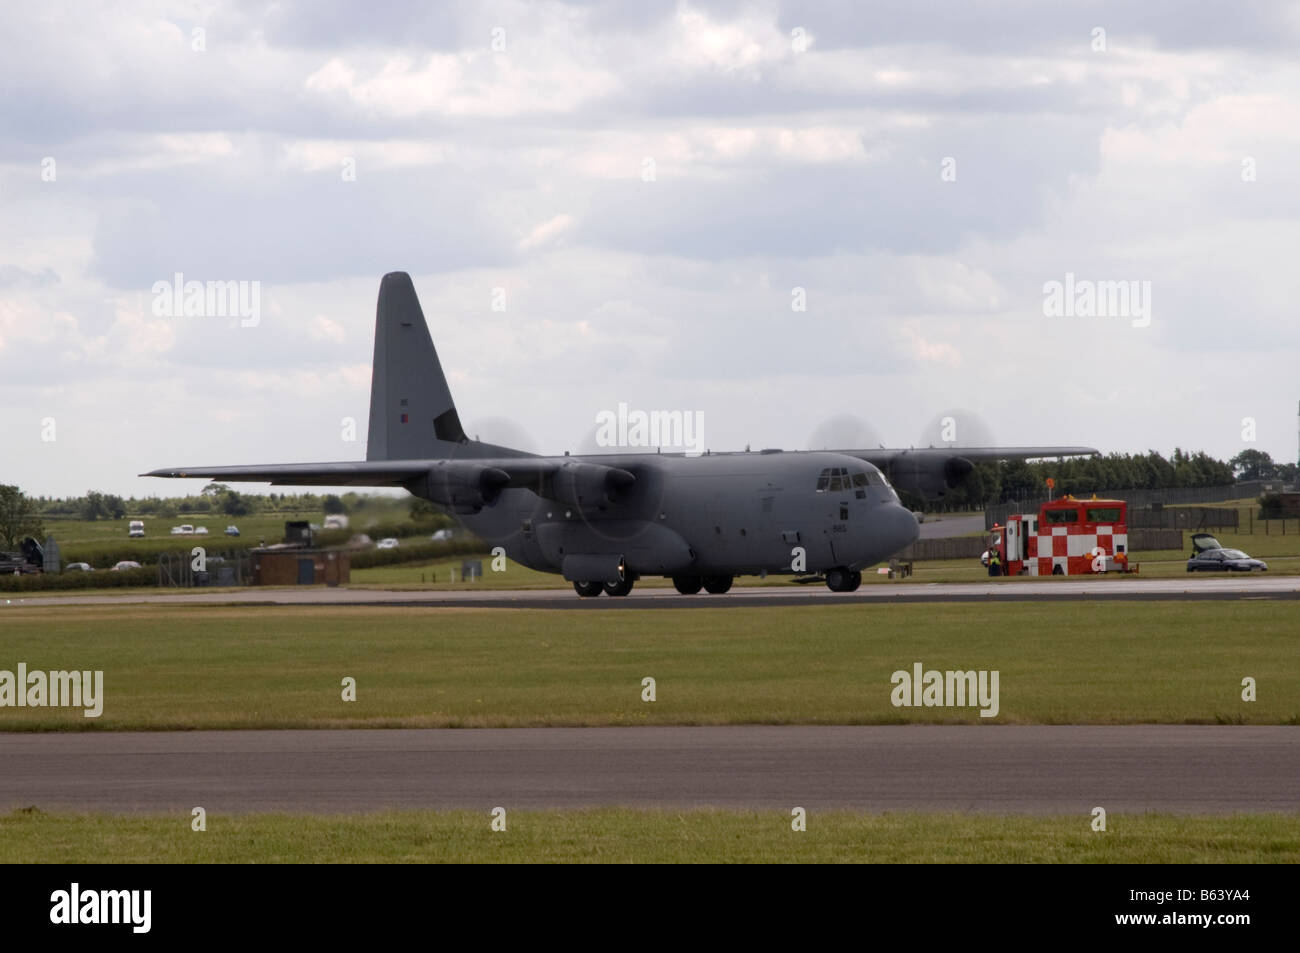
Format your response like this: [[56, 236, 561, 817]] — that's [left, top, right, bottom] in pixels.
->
[[899, 504, 921, 545], [886, 503, 920, 555]]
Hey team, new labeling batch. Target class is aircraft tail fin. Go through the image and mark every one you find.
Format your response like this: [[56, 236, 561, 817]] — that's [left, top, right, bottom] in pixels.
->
[[366, 272, 469, 462]]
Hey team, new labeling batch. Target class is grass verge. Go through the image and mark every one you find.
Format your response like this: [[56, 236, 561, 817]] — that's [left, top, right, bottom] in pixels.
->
[[0, 602, 1294, 729], [1, 808, 1295, 863]]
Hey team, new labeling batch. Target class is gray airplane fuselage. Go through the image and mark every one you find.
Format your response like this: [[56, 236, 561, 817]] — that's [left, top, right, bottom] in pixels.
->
[[449, 450, 918, 578], [145, 271, 1093, 595]]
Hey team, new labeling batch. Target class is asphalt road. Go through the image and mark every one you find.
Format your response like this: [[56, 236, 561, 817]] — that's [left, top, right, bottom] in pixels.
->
[[6, 574, 1299, 609], [2, 726, 1295, 813]]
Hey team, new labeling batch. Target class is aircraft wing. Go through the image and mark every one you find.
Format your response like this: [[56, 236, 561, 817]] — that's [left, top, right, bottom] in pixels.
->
[[142, 457, 564, 487], [143, 461, 439, 487], [847, 446, 1099, 467], [830, 446, 1098, 499], [142, 456, 638, 512]]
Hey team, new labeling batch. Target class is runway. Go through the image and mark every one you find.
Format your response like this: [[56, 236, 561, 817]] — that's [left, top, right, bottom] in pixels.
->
[[6, 573, 1300, 609], [2, 726, 1295, 814]]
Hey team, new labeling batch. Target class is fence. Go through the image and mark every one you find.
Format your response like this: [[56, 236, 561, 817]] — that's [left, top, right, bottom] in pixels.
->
[[1129, 529, 1183, 552], [157, 550, 250, 587], [985, 481, 1286, 522], [899, 528, 1182, 562], [898, 538, 987, 561], [1126, 508, 1238, 530], [988, 499, 1243, 530]]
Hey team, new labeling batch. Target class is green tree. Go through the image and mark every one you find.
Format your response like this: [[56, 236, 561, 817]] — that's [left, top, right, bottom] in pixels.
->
[[222, 491, 251, 516], [1229, 449, 1277, 481], [0, 485, 44, 550]]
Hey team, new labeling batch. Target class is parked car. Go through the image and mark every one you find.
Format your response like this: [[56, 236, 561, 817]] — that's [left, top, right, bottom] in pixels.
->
[[376, 538, 400, 550], [65, 562, 93, 572], [225, 525, 240, 536], [194, 526, 209, 535], [172, 524, 195, 535], [1186, 548, 1268, 572], [111, 560, 142, 571], [128, 520, 145, 538], [431, 529, 453, 542]]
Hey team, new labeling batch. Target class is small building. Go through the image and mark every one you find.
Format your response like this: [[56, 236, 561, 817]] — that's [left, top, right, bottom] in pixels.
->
[[1272, 492, 1300, 517], [250, 547, 350, 586]]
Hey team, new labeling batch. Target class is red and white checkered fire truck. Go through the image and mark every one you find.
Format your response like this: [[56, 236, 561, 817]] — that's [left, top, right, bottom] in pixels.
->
[[993, 495, 1129, 575]]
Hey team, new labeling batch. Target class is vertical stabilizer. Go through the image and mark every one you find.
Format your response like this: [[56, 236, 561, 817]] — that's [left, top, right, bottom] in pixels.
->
[[366, 272, 469, 461]]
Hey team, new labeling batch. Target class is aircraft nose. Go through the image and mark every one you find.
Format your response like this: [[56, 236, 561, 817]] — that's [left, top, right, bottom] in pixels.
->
[[890, 503, 921, 551], [872, 502, 919, 563]]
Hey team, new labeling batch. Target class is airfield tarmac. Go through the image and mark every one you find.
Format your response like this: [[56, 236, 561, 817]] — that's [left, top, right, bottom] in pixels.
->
[[2, 725, 1294, 814], [6, 572, 1299, 609]]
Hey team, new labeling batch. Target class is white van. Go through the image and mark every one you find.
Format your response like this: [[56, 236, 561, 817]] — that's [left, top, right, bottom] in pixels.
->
[[128, 520, 145, 538]]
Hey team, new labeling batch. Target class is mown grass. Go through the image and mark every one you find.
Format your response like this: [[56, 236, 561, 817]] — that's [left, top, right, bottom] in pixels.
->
[[1, 808, 1295, 863], [0, 602, 1293, 729]]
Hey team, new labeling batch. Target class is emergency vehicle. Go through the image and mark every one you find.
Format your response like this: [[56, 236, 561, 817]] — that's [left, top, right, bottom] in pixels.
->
[[993, 495, 1129, 576]]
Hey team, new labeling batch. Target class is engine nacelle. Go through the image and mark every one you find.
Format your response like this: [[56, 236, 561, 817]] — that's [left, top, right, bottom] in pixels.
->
[[887, 455, 974, 500], [543, 462, 636, 508], [410, 463, 510, 514]]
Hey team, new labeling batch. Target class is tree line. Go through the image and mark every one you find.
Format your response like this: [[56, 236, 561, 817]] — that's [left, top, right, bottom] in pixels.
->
[[29, 487, 386, 522], [907, 449, 1295, 510]]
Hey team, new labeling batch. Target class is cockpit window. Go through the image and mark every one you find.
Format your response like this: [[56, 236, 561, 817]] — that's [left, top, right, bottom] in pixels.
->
[[818, 466, 882, 492]]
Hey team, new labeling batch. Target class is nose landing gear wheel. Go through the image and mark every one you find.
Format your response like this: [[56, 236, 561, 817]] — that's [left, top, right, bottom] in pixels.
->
[[573, 581, 604, 597], [825, 568, 862, 592], [673, 576, 703, 594], [702, 575, 733, 594], [603, 577, 635, 597]]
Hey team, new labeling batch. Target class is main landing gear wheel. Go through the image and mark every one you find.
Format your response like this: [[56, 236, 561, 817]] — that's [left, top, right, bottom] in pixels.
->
[[673, 575, 703, 594], [603, 577, 635, 597], [702, 575, 733, 594], [573, 581, 603, 597], [825, 568, 862, 593]]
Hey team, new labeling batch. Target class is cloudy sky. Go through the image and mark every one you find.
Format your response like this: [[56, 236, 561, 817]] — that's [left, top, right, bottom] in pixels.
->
[[3, 0, 1299, 498]]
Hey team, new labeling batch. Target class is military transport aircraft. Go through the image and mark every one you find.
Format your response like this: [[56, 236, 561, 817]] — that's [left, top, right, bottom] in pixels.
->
[[145, 273, 1096, 596]]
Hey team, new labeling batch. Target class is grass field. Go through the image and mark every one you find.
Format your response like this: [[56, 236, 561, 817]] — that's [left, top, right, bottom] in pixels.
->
[[0, 602, 1293, 729], [2, 808, 1295, 863]]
